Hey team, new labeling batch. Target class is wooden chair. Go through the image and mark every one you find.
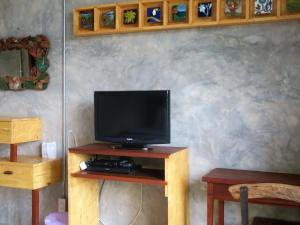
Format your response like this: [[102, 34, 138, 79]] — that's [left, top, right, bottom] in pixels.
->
[[229, 183, 300, 225]]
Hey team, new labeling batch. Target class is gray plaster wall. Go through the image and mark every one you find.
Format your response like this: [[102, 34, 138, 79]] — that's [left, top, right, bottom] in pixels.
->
[[0, 1, 63, 224], [66, 0, 300, 223]]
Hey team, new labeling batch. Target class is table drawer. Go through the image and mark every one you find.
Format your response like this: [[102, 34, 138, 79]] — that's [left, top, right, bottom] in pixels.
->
[[0, 164, 33, 189], [0, 117, 41, 144]]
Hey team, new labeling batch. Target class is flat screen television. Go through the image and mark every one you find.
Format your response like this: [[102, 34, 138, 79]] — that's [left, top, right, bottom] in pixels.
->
[[94, 90, 170, 148]]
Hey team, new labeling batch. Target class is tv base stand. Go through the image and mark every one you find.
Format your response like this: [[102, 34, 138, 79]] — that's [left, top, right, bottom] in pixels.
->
[[68, 143, 189, 225]]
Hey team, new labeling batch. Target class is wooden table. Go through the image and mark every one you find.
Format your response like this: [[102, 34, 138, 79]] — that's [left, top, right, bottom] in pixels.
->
[[202, 168, 300, 225], [68, 143, 189, 225]]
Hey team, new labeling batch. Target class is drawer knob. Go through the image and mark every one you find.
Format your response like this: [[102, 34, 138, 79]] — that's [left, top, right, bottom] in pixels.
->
[[3, 171, 13, 175]]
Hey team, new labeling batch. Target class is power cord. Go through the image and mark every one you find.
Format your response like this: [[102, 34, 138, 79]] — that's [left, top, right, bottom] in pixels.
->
[[99, 180, 106, 225], [98, 182, 143, 225], [69, 130, 78, 147]]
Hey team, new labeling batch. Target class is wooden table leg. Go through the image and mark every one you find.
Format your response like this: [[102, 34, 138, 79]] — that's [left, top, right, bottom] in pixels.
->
[[207, 183, 214, 225], [10, 144, 17, 162], [218, 200, 224, 225], [32, 189, 39, 225]]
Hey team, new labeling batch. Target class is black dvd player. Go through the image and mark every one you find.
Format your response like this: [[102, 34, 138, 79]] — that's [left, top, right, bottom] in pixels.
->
[[85, 157, 139, 174], [86, 166, 133, 174]]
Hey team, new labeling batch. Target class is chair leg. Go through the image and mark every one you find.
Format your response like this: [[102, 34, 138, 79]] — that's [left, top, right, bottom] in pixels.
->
[[240, 186, 249, 225]]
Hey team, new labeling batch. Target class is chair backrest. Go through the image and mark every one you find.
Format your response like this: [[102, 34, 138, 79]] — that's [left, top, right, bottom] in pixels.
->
[[228, 183, 300, 225], [229, 183, 300, 203]]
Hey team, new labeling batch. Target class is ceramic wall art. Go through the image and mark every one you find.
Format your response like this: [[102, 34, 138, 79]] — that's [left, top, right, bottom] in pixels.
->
[[147, 7, 162, 23], [102, 10, 115, 28], [255, 0, 272, 14], [124, 9, 138, 24], [80, 11, 94, 30], [287, 0, 300, 13], [171, 4, 188, 21], [225, 0, 242, 16], [198, 2, 213, 17]]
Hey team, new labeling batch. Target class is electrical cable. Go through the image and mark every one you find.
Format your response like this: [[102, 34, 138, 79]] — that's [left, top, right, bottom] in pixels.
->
[[98, 183, 143, 225], [128, 183, 143, 225], [99, 180, 106, 225], [69, 130, 78, 148]]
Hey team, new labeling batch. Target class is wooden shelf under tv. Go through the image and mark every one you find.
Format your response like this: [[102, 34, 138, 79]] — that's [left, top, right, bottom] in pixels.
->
[[68, 143, 189, 225], [73, 0, 300, 36], [71, 168, 166, 185]]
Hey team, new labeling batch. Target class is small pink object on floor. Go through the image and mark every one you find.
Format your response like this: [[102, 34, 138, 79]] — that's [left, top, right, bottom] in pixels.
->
[[45, 212, 68, 225]]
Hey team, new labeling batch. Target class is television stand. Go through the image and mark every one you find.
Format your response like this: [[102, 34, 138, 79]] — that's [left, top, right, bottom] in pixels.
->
[[68, 143, 189, 225]]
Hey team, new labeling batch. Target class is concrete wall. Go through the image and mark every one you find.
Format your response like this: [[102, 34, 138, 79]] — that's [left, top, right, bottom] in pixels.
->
[[0, 1, 63, 224], [0, 0, 299, 224], [66, 0, 300, 223]]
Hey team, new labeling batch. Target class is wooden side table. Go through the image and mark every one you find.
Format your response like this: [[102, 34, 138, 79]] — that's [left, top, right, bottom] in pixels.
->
[[202, 168, 300, 225], [0, 117, 62, 225], [68, 143, 189, 225]]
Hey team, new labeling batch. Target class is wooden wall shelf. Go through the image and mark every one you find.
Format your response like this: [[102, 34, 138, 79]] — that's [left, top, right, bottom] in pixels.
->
[[74, 0, 300, 36], [68, 143, 189, 225]]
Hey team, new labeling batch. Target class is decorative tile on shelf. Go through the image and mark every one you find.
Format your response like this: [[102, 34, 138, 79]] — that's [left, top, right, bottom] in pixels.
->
[[147, 7, 162, 24], [80, 11, 94, 30], [254, 0, 272, 15], [171, 4, 188, 22], [225, 0, 243, 16], [124, 9, 138, 24], [198, 2, 213, 17], [102, 10, 115, 28], [287, 0, 300, 13]]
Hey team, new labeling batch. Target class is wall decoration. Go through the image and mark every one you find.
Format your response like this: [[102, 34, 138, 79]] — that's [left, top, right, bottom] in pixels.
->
[[80, 11, 94, 30], [171, 4, 188, 21], [73, 1, 300, 36], [102, 10, 115, 28], [198, 2, 213, 17], [147, 7, 162, 23], [0, 35, 50, 91], [225, 0, 243, 16], [254, 0, 272, 14], [287, 0, 300, 13], [124, 9, 138, 24]]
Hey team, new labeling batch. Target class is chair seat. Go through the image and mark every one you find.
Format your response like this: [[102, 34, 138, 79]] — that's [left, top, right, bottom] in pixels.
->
[[252, 217, 300, 225]]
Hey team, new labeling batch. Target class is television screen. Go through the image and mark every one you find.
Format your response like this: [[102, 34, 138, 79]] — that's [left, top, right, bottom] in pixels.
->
[[94, 90, 170, 147]]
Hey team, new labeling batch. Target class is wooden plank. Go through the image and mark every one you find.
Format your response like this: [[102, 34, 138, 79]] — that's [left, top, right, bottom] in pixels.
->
[[72, 168, 166, 186], [202, 168, 300, 186], [68, 152, 99, 225], [165, 148, 189, 225], [69, 143, 186, 158]]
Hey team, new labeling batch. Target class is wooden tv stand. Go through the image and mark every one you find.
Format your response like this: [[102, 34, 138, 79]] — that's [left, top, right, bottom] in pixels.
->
[[68, 143, 189, 225]]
